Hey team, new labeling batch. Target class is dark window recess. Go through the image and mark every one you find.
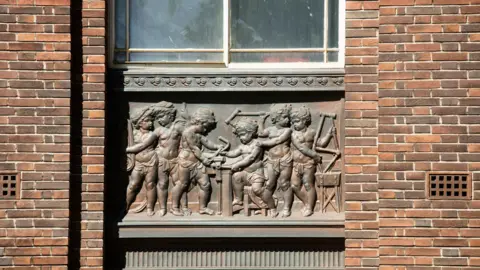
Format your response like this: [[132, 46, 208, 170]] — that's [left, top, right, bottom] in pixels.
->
[[0, 174, 19, 199], [428, 173, 471, 200]]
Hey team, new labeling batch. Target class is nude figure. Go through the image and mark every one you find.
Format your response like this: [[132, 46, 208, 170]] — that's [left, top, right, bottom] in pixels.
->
[[152, 102, 186, 216], [258, 104, 293, 217], [222, 117, 282, 218], [126, 102, 186, 216], [125, 106, 158, 216], [290, 106, 322, 217], [170, 108, 224, 216]]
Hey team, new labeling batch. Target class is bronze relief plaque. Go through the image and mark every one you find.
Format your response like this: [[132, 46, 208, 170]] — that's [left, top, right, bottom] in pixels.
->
[[121, 95, 344, 224], [108, 83, 346, 269]]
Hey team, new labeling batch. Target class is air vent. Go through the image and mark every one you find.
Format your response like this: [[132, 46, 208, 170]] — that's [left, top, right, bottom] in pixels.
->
[[428, 173, 471, 200], [0, 173, 19, 199]]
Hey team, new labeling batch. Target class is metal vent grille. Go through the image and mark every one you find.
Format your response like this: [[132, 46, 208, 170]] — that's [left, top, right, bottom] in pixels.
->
[[428, 173, 471, 199], [0, 174, 18, 199]]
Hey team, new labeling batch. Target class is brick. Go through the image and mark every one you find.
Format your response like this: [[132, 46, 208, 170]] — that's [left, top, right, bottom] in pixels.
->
[[407, 25, 443, 33], [36, 52, 71, 61], [432, 126, 467, 134], [434, 258, 468, 266], [36, 0, 70, 6], [433, 53, 468, 61], [405, 81, 440, 89], [8, 43, 44, 51], [380, 0, 414, 6]]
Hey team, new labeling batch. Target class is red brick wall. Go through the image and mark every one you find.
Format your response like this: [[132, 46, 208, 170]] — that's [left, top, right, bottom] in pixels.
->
[[0, 0, 71, 268], [375, 0, 480, 268], [345, 1, 380, 269], [345, 0, 480, 269], [0, 0, 106, 269], [79, 0, 106, 269]]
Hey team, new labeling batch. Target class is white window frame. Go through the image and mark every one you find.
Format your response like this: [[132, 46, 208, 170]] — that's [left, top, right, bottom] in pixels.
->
[[108, 0, 345, 70]]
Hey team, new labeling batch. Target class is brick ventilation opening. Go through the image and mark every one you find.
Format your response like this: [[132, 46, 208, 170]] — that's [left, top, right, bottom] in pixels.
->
[[0, 174, 18, 199], [428, 173, 471, 200]]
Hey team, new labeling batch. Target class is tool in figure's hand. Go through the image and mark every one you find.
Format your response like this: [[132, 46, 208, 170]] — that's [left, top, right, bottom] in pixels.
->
[[225, 109, 268, 126], [126, 119, 135, 172], [313, 112, 340, 173], [212, 136, 230, 157]]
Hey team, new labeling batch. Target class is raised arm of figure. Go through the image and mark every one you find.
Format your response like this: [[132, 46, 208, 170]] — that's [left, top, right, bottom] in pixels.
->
[[126, 132, 158, 154], [257, 115, 270, 138], [260, 128, 292, 148]]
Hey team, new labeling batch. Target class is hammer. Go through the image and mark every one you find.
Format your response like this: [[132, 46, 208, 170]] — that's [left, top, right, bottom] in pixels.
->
[[225, 108, 241, 126], [320, 112, 337, 120], [225, 109, 269, 126]]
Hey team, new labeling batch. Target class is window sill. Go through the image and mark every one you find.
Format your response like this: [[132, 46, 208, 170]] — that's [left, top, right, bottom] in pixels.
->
[[114, 66, 345, 76]]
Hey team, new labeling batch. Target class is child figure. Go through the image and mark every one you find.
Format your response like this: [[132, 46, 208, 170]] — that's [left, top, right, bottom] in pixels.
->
[[222, 117, 280, 218], [125, 106, 159, 216], [152, 102, 185, 216], [258, 104, 293, 217], [290, 106, 322, 217], [125, 101, 186, 216], [170, 108, 224, 216]]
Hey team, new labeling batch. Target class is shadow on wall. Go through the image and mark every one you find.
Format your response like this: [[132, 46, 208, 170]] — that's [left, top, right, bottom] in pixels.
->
[[67, 0, 83, 269]]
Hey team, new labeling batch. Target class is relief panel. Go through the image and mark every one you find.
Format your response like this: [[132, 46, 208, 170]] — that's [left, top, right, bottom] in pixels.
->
[[121, 97, 343, 221]]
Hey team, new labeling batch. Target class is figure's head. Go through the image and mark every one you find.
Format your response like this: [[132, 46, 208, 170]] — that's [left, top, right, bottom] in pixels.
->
[[290, 105, 312, 131], [270, 104, 291, 127], [233, 117, 258, 144], [153, 101, 177, 126], [191, 107, 217, 133], [131, 106, 154, 130]]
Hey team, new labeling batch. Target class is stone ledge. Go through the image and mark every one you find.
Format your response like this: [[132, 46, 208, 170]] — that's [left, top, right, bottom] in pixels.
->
[[118, 212, 344, 239]]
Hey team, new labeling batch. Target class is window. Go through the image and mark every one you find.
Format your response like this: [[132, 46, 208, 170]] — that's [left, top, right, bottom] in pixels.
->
[[111, 0, 344, 68]]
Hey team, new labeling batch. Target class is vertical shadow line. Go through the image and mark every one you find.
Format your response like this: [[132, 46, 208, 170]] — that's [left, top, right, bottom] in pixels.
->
[[68, 0, 83, 268]]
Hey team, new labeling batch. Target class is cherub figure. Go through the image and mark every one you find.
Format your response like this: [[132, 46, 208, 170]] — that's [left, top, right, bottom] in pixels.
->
[[222, 117, 279, 218], [125, 106, 158, 216], [258, 104, 293, 217], [170, 108, 224, 216], [126, 101, 186, 216], [152, 102, 186, 216], [290, 106, 322, 217]]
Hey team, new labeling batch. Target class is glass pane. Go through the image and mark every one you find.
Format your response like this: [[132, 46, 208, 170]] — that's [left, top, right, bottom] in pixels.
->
[[129, 52, 223, 63], [231, 0, 325, 49], [327, 52, 338, 62], [231, 52, 324, 63], [129, 0, 223, 49], [328, 0, 339, 48], [114, 52, 127, 63], [115, 0, 126, 49]]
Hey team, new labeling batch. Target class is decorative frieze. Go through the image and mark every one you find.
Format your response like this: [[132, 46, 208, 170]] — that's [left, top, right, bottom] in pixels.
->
[[114, 72, 344, 91]]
